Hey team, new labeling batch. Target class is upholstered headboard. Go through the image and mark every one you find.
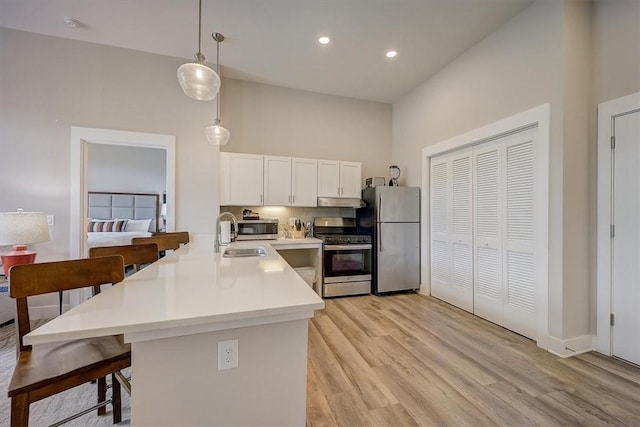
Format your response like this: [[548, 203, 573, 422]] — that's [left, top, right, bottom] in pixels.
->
[[88, 192, 160, 232]]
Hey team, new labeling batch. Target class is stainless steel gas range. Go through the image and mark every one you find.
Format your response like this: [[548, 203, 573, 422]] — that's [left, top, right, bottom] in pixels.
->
[[313, 217, 372, 298]]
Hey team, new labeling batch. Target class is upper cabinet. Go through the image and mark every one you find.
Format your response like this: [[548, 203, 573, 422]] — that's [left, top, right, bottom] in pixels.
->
[[264, 156, 318, 207], [221, 153, 359, 206], [264, 156, 292, 205], [291, 158, 318, 206], [220, 152, 264, 205], [318, 160, 362, 198]]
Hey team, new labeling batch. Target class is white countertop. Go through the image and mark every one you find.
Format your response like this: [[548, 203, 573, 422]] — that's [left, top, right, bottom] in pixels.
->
[[24, 238, 325, 345], [269, 237, 322, 249]]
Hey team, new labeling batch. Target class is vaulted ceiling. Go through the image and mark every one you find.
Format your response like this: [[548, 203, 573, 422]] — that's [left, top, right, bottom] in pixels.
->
[[0, 0, 532, 102]]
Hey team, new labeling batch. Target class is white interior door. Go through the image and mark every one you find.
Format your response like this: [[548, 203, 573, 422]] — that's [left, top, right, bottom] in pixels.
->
[[473, 140, 503, 325], [430, 150, 473, 312], [502, 129, 537, 339], [612, 109, 640, 366]]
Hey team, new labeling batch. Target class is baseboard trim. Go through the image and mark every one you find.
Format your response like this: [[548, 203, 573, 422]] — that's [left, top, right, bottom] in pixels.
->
[[548, 334, 594, 358], [30, 304, 69, 319], [418, 284, 430, 296]]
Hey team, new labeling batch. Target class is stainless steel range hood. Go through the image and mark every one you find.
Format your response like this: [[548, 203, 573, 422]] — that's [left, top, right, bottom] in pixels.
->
[[317, 197, 365, 208]]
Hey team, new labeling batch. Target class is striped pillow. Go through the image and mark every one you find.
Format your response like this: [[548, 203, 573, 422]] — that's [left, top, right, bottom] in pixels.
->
[[87, 219, 128, 232]]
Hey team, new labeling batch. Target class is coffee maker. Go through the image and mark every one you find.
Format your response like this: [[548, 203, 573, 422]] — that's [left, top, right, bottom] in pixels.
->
[[389, 165, 401, 186]]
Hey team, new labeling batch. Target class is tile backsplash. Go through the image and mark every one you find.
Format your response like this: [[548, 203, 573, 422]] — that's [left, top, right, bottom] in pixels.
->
[[220, 206, 356, 238]]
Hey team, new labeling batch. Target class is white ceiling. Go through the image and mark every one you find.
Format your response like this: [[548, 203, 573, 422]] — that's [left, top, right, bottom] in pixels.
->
[[0, 0, 532, 103]]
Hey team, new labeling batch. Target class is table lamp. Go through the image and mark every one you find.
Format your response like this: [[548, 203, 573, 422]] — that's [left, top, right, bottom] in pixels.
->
[[0, 210, 50, 276]]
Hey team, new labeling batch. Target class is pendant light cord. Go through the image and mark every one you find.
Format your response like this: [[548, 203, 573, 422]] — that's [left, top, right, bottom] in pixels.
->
[[216, 34, 221, 121], [197, 0, 202, 55]]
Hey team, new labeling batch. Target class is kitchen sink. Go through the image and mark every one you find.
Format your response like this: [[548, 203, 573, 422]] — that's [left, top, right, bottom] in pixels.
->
[[222, 247, 267, 258]]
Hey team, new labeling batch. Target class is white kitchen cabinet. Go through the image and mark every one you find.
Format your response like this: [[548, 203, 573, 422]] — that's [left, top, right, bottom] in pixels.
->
[[264, 156, 292, 205], [220, 152, 264, 206], [291, 158, 318, 206], [317, 160, 362, 198], [264, 157, 317, 207]]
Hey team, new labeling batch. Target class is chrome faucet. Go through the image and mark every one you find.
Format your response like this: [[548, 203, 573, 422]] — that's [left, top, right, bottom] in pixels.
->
[[214, 212, 238, 253]]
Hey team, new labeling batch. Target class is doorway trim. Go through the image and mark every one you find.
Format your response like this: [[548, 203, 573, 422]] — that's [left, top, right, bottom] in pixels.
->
[[596, 91, 640, 355], [421, 104, 550, 350], [70, 127, 175, 304]]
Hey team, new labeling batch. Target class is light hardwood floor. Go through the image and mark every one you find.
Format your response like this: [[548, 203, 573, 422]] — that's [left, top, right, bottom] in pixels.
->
[[306, 293, 640, 426]]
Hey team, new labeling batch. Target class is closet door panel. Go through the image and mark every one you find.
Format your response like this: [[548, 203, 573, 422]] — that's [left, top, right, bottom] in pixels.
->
[[449, 152, 473, 311], [430, 150, 473, 312], [430, 159, 451, 298], [473, 142, 503, 325], [502, 130, 537, 339]]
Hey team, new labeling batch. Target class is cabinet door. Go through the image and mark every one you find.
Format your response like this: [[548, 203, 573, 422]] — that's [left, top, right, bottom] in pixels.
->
[[291, 158, 318, 207], [340, 162, 362, 198], [317, 160, 340, 197], [264, 156, 292, 206], [220, 152, 264, 205]]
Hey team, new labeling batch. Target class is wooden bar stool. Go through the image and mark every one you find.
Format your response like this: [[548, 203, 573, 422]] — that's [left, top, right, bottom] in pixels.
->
[[7, 256, 131, 427], [152, 231, 190, 245], [89, 243, 159, 273], [132, 235, 182, 255]]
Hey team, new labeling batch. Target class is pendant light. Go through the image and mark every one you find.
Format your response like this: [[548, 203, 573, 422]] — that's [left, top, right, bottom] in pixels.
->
[[205, 32, 231, 146], [177, 0, 220, 101]]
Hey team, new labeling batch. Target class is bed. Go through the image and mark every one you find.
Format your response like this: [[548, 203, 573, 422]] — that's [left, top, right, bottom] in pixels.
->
[[87, 191, 160, 248]]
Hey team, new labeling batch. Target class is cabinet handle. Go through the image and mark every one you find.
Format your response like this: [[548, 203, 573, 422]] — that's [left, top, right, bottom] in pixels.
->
[[337, 187, 340, 196], [292, 195, 295, 204], [260, 194, 263, 203], [288, 195, 291, 203]]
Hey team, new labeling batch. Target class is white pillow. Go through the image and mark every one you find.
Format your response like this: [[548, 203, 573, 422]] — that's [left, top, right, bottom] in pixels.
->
[[125, 219, 152, 232]]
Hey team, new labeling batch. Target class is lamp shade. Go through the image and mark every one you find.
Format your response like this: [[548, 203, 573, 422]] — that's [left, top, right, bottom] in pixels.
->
[[0, 211, 50, 246], [177, 63, 221, 101], [205, 124, 231, 146]]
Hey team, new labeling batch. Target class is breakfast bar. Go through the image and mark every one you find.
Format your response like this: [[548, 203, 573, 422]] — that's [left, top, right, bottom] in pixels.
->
[[24, 237, 325, 426]]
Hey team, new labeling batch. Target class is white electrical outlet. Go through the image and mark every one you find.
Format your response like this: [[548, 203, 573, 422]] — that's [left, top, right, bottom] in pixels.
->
[[47, 215, 55, 226], [218, 339, 238, 370]]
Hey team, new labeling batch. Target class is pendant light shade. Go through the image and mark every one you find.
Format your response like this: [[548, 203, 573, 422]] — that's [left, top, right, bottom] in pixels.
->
[[177, 0, 220, 101], [205, 120, 231, 146], [177, 62, 220, 101], [206, 32, 231, 146]]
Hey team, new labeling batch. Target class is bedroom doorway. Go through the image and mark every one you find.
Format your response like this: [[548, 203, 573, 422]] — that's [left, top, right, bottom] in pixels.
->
[[70, 127, 176, 280]]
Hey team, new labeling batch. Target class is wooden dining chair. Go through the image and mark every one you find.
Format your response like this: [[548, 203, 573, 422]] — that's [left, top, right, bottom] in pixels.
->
[[132, 235, 182, 253], [7, 256, 131, 427], [152, 231, 190, 245], [89, 242, 159, 273]]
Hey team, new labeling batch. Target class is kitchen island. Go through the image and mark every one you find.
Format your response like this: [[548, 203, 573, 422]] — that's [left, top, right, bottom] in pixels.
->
[[24, 237, 325, 426]]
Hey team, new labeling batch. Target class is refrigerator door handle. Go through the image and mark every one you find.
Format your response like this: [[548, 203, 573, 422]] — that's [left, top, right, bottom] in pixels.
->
[[378, 195, 382, 222], [378, 223, 383, 252]]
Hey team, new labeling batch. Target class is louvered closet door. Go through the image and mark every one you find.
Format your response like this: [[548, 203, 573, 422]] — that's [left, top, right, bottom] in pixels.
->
[[430, 157, 451, 302], [430, 149, 473, 312], [473, 140, 503, 325], [502, 129, 537, 339]]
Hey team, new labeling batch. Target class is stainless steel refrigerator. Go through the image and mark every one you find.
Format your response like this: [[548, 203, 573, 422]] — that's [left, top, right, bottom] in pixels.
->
[[357, 186, 420, 295]]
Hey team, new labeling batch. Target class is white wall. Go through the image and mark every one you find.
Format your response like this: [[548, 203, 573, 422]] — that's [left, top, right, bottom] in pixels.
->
[[222, 78, 391, 183], [0, 28, 392, 265], [392, 0, 571, 340], [590, 0, 640, 332], [87, 144, 166, 195], [393, 0, 640, 345]]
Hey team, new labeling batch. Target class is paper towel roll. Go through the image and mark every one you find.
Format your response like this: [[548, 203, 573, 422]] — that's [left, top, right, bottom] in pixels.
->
[[220, 220, 231, 244]]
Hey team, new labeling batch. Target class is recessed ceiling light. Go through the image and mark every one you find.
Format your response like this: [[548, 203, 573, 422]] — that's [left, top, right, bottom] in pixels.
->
[[385, 50, 397, 59], [63, 16, 81, 29], [318, 36, 331, 45]]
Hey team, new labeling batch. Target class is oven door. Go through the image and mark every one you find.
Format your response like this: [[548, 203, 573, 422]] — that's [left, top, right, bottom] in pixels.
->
[[323, 244, 372, 283]]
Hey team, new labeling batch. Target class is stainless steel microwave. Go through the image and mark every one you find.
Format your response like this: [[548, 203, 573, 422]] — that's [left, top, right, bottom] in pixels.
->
[[236, 219, 279, 240]]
